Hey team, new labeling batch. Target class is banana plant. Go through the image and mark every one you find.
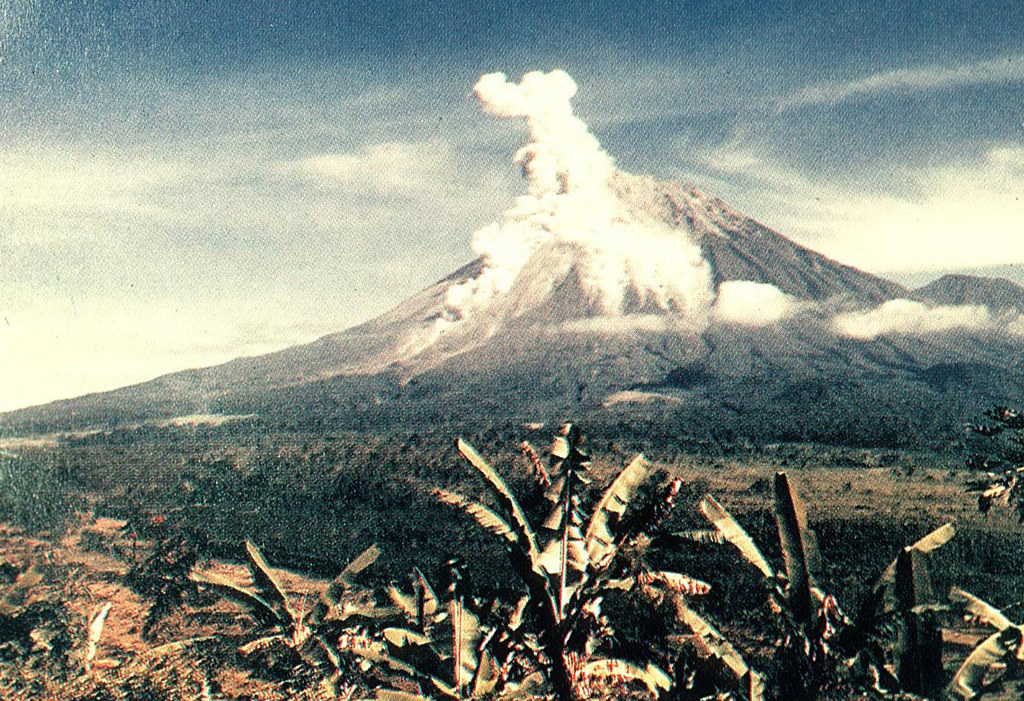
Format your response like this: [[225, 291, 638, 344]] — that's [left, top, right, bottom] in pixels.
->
[[0, 563, 44, 622], [435, 424, 693, 700], [700, 474, 954, 699], [839, 522, 954, 696], [699, 475, 824, 638], [346, 562, 529, 700], [948, 588, 1024, 700], [670, 598, 765, 701], [190, 540, 381, 696], [966, 465, 1024, 520]]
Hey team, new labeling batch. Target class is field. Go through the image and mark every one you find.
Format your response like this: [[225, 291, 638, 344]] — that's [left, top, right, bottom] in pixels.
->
[[1, 418, 1022, 700]]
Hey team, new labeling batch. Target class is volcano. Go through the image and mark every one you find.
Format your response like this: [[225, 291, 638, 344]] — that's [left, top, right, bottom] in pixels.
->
[[4, 71, 1024, 447]]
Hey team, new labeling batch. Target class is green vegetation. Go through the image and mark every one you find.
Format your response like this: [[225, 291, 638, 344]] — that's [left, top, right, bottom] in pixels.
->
[[0, 452, 81, 535]]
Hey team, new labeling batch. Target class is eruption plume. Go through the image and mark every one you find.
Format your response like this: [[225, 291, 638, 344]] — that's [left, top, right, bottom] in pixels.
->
[[439, 70, 716, 334]]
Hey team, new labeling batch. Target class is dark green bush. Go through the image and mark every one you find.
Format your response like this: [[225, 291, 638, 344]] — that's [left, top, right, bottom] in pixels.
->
[[0, 454, 81, 535]]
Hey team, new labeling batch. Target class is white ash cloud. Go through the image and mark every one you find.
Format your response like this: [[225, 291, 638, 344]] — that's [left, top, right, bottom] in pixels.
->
[[439, 70, 715, 330]]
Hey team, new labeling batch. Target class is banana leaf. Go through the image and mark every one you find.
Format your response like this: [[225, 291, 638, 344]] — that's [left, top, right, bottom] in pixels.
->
[[450, 600, 485, 691], [388, 585, 419, 621], [307, 544, 381, 626], [893, 548, 943, 697], [414, 568, 440, 624], [874, 523, 955, 595], [245, 541, 297, 623], [773, 472, 813, 627], [645, 571, 711, 597], [673, 600, 752, 681], [295, 632, 343, 677], [435, 489, 518, 546], [699, 495, 774, 580], [537, 524, 589, 575], [0, 564, 43, 615], [190, 568, 283, 628], [457, 439, 542, 568], [384, 627, 433, 648], [339, 544, 381, 585], [950, 587, 1014, 631], [83, 602, 112, 671], [948, 628, 1022, 700], [673, 529, 727, 545], [581, 658, 672, 697], [584, 454, 651, 569], [376, 691, 431, 701]]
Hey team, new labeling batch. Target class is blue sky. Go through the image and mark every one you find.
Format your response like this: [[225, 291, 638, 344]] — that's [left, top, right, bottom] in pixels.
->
[[1, 0, 1022, 410]]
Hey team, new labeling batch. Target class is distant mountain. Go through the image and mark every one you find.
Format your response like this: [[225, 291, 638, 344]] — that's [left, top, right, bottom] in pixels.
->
[[914, 274, 1024, 311]]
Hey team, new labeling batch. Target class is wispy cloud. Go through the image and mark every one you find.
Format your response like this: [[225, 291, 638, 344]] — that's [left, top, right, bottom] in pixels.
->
[[285, 141, 457, 192], [779, 55, 1024, 110]]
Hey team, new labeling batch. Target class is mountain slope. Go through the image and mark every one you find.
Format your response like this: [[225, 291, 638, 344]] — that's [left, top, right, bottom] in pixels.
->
[[914, 274, 1024, 311], [614, 173, 907, 304]]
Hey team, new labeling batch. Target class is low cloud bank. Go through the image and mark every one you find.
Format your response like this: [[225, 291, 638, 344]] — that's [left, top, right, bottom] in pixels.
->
[[832, 299, 1016, 340], [712, 281, 805, 326]]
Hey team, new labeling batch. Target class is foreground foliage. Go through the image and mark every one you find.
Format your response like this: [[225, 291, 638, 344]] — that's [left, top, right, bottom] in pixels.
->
[[4, 421, 1024, 699]]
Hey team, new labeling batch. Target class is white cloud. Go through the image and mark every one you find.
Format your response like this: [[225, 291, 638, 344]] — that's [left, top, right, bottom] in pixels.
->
[[832, 299, 998, 340], [289, 141, 454, 191], [699, 143, 1024, 274], [780, 55, 1024, 110], [712, 280, 804, 326]]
